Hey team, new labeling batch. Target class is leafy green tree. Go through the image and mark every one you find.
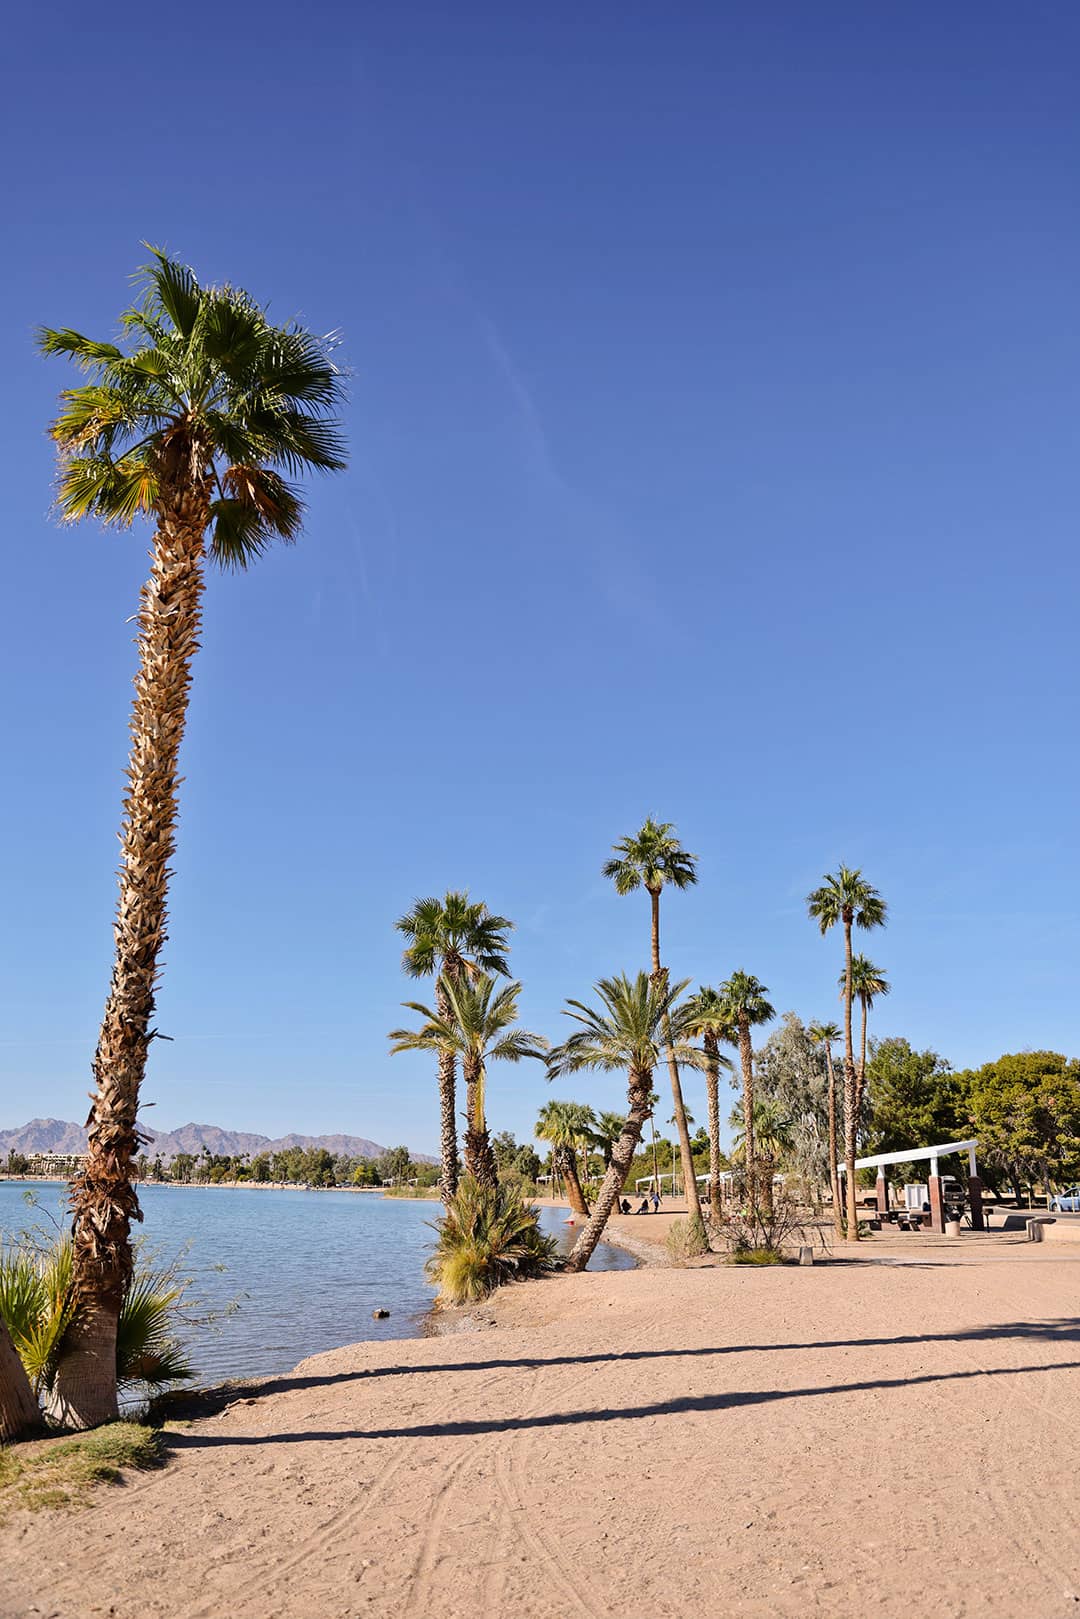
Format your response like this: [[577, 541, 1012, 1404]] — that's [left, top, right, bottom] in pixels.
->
[[5, 1152, 31, 1177], [808, 1020, 844, 1235], [38, 252, 347, 1427], [755, 1012, 831, 1204], [396, 894, 513, 1202], [513, 1145, 542, 1183], [602, 819, 703, 1224], [390, 975, 546, 1189], [377, 1146, 412, 1185], [492, 1132, 521, 1171], [717, 972, 775, 1218], [685, 986, 736, 1225], [864, 1037, 960, 1169], [547, 972, 705, 1270], [806, 866, 887, 1241], [956, 1052, 1080, 1199]]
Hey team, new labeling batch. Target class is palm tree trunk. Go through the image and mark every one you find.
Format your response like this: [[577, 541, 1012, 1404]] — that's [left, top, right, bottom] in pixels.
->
[[52, 486, 209, 1428], [561, 1150, 590, 1217], [842, 918, 859, 1242], [435, 978, 459, 1204], [738, 1018, 757, 1221], [565, 1069, 651, 1271], [0, 1319, 41, 1443], [462, 1054, 497, 1190], [825, 1045, 844, 1238], [857, 994, 869, 1119], [649, 890, 703, 1225], [704, 1032, 723, 1227]]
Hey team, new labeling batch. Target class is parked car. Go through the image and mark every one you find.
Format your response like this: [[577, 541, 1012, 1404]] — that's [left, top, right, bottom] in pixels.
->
[[1049, 1186, 1080, 1212]]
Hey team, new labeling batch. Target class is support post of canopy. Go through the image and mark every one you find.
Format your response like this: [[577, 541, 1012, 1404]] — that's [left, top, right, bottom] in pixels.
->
[[967, 1144, 985, 1230]]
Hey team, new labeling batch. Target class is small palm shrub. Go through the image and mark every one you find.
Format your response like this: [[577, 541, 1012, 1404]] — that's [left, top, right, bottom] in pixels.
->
[[426, 1177, 559, 1306], [665, 1215, 709, 1266], [0, 1237, 193, 1397]]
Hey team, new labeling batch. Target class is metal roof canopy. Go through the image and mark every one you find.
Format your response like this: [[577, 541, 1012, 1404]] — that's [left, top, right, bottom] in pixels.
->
[[839, 1139, 978, 1174]]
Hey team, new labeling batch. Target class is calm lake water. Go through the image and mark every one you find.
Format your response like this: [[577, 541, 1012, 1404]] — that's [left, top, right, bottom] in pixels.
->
[[0, 1182, 633, 1387]]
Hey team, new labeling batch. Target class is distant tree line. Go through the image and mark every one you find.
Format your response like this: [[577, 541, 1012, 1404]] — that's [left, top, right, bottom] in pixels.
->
[[127, 1145, 440, 1190]]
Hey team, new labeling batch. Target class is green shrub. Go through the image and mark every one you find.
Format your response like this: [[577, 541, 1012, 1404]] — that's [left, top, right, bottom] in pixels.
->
[[665, 1215, 709, 1265], [426, 1177, 558, 1306], [0, 1236, 193, 1397], [729, 1244, 785, 1266]]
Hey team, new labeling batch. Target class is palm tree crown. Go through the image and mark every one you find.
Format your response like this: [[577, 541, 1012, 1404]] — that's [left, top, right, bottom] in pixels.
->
[[685, 985, 738, 1051], [841, 957, 891, 1010], [602, 819, 698, 897], [808, 1020, 842, 1047], [396, 892, 513, 980], [806, 865, 888, 935], [547, 973, 701, 1079], [389, 975, 547, 1107], [717, 971, 775, 1031], [38, 249, 347, 565]]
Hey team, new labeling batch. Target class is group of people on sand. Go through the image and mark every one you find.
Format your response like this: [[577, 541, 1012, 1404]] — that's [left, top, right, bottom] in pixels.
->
[[619, 1188, 662, 1216]]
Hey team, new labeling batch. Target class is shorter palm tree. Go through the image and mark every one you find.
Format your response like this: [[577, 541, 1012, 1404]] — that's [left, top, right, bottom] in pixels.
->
[[686, 987, 736, 1225], [536, 1100, 593, 1216], [717, 972, 775, 1218], [730, 1098, 794, 1219], [390, 976, 545, 1189], [807, 865, 887, 1240], [841, 956, 890, 1119], [808, 1020, 844, 1236], [547, 972, 703, 1271], [396, 893, 513, 1202], [593, 1111, 628, 1170]]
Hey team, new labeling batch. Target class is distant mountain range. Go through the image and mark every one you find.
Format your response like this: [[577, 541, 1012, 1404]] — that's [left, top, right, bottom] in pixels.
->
[[0, 1118, 434, 1164]]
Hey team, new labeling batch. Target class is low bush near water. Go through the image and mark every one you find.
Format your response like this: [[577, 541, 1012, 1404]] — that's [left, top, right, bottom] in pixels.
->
[[0, 1234, 194, 1400], [665, 1215, 710, 1265], [729, 1244, 785, 1266], [426, 1177, 559, 1306]]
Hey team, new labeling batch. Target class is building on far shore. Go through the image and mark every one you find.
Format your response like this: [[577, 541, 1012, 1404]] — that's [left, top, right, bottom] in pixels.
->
[[28, 1151, 88, 1177]]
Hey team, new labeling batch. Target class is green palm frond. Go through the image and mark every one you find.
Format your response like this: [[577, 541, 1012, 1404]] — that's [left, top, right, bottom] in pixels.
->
[[116, 1270, 193, 1391], [716, 971, 775, 1032], [547, 971, 699, 1080], [0, 1236, 192, 1395], [841, 956, 891, 1008], [395, 892, 514, 981], [602, 818, 698, 896], [39, 249, 348, 567], [806, 865, 888, 936]]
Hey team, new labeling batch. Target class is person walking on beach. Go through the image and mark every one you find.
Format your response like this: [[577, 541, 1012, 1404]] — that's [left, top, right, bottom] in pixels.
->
[[651, 1188, 661, 1212]]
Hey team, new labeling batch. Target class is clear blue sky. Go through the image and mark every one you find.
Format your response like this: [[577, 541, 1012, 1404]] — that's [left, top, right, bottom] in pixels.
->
[[2, 2, 1077, 1155]]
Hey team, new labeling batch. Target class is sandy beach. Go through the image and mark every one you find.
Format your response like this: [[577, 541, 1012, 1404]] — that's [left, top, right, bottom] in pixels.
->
[[3, 1225, 1080, 1619]]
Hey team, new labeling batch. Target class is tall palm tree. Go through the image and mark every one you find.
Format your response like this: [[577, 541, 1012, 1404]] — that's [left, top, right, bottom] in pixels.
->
[[547, 973, 703, 1270], [842, 956, 891, 1120], [808, 1020, 844, 1237], [396, 893, 513, 1203], [685, 987, 736, 1226], [536, 1101, 593, 1217], [730, 1097, 793, 1219], [717, 972, 775, 1219], [602, 819, 703, 1225], [389, 975, 546, 1190], [1, 1320, 41, 1442], [38, 251, 347, 1428], [806, 866, 887, 1241]]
